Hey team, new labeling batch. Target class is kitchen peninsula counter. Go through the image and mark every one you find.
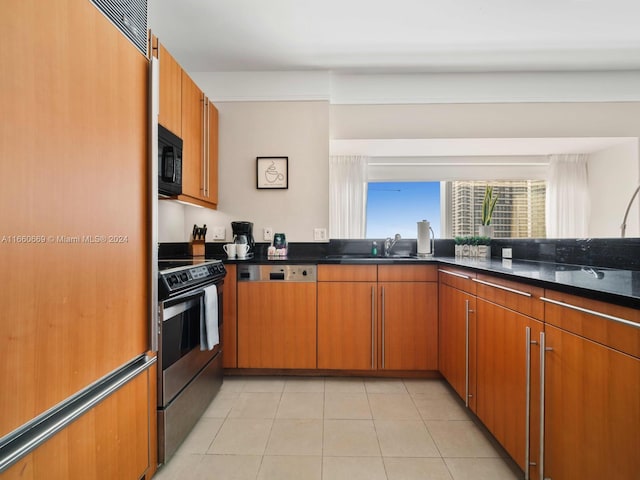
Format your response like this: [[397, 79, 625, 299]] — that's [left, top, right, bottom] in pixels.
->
[[213, 254, 640, 309]]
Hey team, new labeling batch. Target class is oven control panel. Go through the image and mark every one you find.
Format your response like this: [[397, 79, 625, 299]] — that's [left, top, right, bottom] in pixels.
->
[[159, 261, 226, 299]]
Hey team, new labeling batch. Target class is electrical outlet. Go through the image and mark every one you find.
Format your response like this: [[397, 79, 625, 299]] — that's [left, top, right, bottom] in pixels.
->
[[211, 226, 226, 240], [263, 227, 273, 241], [314, 228, 327, 241], [502, 247, 513, 259]]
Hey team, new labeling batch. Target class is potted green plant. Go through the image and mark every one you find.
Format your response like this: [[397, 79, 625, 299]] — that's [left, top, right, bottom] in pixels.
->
[[479, 186, 499, 237]]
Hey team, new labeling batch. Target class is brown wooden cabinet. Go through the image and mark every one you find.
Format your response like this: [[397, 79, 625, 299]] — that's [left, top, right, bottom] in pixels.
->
[[237, 282, 317, 369], [379, 281, 438, 370], [3, 363, 152, 480], [1, 0, 149, 448], [177, 79, 218, 208], [473, 275, 544, 479], [222, 265, 238, 368], [476, 298, 542, 478], [541, 292, 640, 480], [155, 40, 218, 209], [438, 282, 476, 409], [318, 266, 377, 370], [158, 42, 182, 136], [317, 265, 438, 372]]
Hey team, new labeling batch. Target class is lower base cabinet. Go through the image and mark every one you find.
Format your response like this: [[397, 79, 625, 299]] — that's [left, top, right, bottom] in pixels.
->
[[476, 299, 542, 478], [3, 369, 151, 480], [543, 324, 640, 480], [237, 282, 317, 369], [317, 281, 376, 370]]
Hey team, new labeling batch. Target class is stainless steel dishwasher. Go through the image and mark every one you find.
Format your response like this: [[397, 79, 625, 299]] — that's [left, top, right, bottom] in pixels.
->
[[237, 265, 317, 369]]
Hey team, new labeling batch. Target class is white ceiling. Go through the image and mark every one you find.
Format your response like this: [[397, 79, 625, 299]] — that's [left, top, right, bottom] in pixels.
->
[[149, 0, 640, 73]]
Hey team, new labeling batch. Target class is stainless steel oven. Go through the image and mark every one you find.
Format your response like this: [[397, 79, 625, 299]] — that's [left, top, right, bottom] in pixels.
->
[[157, 259, 226, 463]]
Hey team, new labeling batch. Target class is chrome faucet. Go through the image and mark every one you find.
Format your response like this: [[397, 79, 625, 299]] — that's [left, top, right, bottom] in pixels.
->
[[383, 233, 401, 257]]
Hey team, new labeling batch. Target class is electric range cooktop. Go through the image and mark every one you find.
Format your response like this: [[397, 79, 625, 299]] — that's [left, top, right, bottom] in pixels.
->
[[158, 258, 226, 300]]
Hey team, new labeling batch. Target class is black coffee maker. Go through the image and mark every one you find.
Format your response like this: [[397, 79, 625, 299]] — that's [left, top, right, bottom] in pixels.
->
[[231, 221, 255, 254]]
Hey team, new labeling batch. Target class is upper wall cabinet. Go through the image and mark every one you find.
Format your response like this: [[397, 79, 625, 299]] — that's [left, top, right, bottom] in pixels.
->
[[155, 38, 218, 209], [179, 74, 218, 208], [158, 43, 182, 137]]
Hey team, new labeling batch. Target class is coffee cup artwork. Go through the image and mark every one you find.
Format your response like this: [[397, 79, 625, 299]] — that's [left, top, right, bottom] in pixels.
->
[[256, 157, 288, 189]]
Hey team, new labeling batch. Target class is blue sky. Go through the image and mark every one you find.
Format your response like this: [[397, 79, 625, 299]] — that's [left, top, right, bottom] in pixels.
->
[[366, 182, 441, 238]]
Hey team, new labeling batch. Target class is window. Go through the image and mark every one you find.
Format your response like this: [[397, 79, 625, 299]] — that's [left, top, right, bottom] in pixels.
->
[[365, 180, 546, 239], [366, 182, 441, 238], [450, 180, 546, 238]]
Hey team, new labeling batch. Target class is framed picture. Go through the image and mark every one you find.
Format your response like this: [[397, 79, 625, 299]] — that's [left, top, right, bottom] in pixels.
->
[[257, 156, 288, 189]]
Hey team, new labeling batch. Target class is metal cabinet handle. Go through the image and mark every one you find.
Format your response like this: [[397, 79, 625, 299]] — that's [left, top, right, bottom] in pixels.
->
[[472, 278, 532, 297], [540, 297, 640, 330], [524, 327, 539, 480], [371, 286, 375, 369], [539, 332, 553, 480], [438, 269, 471, 280], [201, 96, 206, 195], [381, 286, 385, 369], [465, 299, 470, 407], [205, 98, 210, 197]]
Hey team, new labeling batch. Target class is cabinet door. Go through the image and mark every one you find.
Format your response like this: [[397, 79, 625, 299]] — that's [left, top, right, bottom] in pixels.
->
[[476, 299, 542, 476], [543, 324, 640, 480], [3, 369, 150, 480], [438, 284, 476, 406], [1, 0, 148, 437], [206, 101, 219, 205], [237, 282, 317, 369], [380, 282, 438, 370], [180, 71, 204, 200], [158, 43, 182, 136], [222, 265, 237, 368], [318, 282, 377, 370]]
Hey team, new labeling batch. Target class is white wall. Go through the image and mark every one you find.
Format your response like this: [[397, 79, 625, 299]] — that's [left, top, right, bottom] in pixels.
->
[[215, 101, 329, 242], [330, 103, 640, 139], [588, 141, 640, 237], [158, 101, 330, 243], [159, 100, 640, 242]]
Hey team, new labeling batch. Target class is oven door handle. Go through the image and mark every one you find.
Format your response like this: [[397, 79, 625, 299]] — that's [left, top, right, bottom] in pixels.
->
[[162, 297, 202, 320]]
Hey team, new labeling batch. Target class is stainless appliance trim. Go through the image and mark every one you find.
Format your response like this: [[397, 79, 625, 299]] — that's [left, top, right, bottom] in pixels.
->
[[149, 54, 159, 352], [162, 297, 201, 320], [540, 296, 640, 329], [237, 264, 317, 282], [0, 355, 156, 473]]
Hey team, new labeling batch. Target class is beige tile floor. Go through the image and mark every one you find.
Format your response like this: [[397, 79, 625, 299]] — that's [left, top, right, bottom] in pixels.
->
[[153, 376, 522, 480]]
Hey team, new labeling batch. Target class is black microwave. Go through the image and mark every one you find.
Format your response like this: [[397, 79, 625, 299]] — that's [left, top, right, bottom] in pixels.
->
[[158, 124, 183, 196]]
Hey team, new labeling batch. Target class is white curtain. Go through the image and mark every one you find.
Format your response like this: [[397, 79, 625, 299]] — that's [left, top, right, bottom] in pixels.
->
[[329, 155, 369, 238], [546, 154, 590, 238]]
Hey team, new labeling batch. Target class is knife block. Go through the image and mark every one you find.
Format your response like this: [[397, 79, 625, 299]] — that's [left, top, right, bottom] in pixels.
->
[[190, 240, 205, 257]]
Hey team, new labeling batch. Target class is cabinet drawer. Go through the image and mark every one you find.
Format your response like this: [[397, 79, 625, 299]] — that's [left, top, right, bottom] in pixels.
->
[[318, 264, 377, 282], [543, 290, 640, 359], [438, 266, 477, 294], [378, 264, 437, 282], [474, 274, 544, 319]]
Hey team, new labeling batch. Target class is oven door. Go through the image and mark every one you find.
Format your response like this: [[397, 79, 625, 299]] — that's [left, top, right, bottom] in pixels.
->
[[159, 285, 222, 406]]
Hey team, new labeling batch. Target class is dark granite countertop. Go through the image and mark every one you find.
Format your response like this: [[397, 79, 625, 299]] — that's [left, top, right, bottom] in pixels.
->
[[160, 239, 640, 309], [212, 254, 640, 309]]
